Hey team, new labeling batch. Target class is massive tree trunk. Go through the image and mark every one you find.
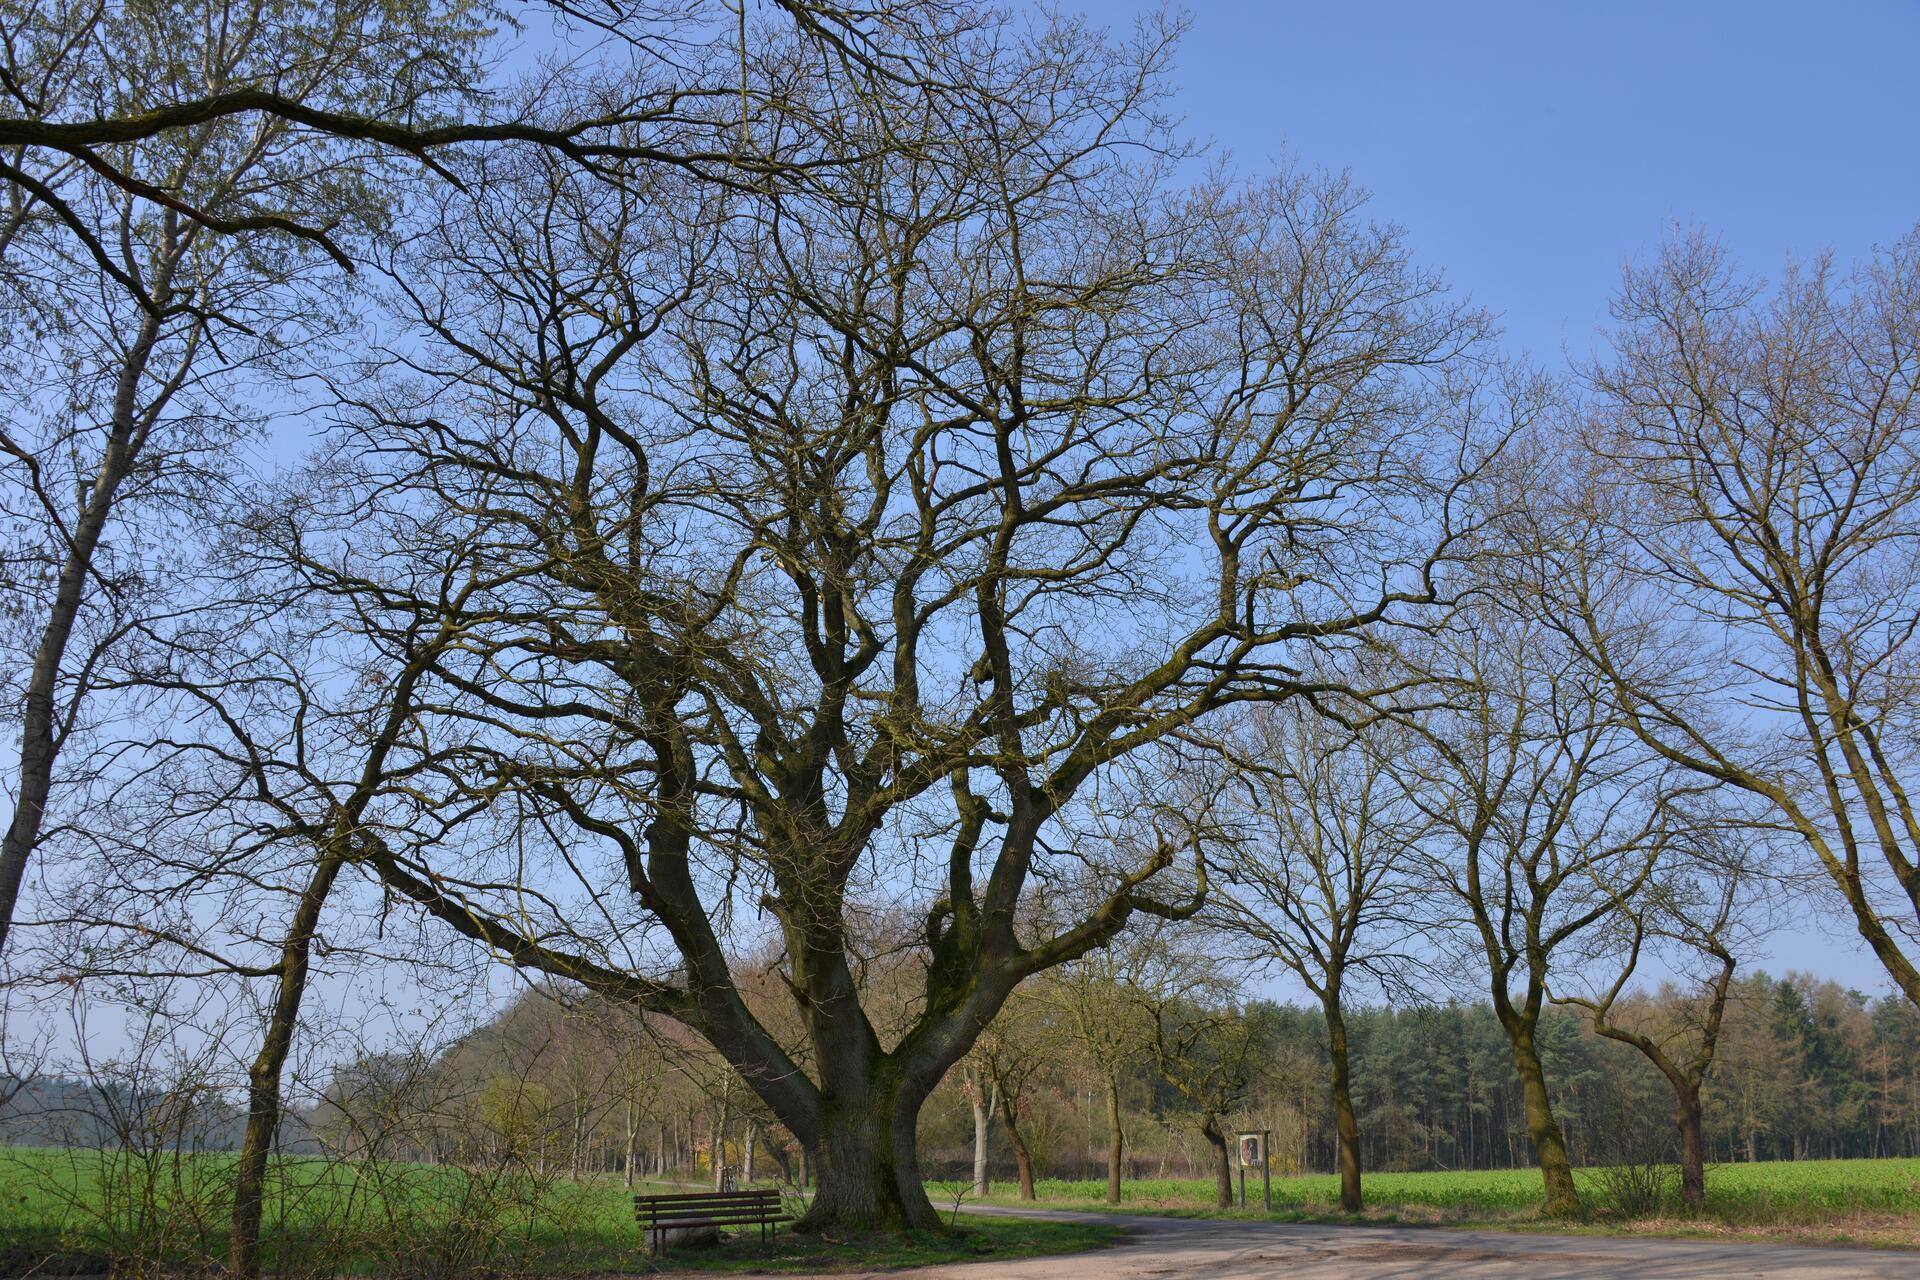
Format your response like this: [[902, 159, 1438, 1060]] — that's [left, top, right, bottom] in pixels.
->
[[230, 847, 346, 1280], [1103, 1074, 1124, 1205], [368, 745, 1151, 1236], [1505, 1020, 1580, 1216], [801, 1079, 939, 1231], [1322, 990, 1363, 1213]]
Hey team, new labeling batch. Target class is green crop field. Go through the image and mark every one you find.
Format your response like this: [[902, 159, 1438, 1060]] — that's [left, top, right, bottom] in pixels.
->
[[0, 1146, 1115, 1276], [929, 1158, 1920, 1225]]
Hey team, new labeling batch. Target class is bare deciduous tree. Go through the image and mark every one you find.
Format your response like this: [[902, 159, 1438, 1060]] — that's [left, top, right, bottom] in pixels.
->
[[1554, 228, 1920, 1008], [1142, 962, 1258, 1209], [1394, 606, 1674, 1217], [263, 4, 1504, 1230], [0, 0, 479, 957], [969, 985, 1051, 1201], [1210, 699, 1429, 1212], [1553, 825, 1759, 1210]]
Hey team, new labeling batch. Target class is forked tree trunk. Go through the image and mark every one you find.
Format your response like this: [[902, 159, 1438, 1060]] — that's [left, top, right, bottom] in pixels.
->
[[231, 848, 346, 1280], [1323, 993, 1363, 1213], [998, 1091, 1036, 1201], [1103, 1075, 1124, 1204], [1586, 953, 1732, 1216]]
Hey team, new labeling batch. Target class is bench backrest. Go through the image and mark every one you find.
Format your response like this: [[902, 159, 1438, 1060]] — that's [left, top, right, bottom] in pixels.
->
[[634, 1188, 782, 1221]]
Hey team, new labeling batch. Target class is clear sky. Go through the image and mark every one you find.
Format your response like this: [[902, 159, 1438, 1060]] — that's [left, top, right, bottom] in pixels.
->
[[1066, 0, 1920, 995], [1072, 0, 1920, 362]]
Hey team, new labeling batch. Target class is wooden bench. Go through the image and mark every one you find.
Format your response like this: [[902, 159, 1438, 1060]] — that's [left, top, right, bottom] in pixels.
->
[[634, 1187, 787, 1255]]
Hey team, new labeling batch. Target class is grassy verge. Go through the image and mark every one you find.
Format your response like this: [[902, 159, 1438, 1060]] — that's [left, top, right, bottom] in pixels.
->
[[0, 1146, 1119, 1275], [928, 1159, 1920, 1250]]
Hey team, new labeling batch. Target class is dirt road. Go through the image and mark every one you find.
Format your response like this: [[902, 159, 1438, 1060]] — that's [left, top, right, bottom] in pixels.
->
[[786, 1205, 1920, 1279]]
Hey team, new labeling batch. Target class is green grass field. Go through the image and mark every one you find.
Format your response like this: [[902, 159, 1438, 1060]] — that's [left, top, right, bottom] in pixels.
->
[[930, 1158, 1920, 1226], [6, 1146, 1918, 1274], [0, 1145, 1117, 1275]]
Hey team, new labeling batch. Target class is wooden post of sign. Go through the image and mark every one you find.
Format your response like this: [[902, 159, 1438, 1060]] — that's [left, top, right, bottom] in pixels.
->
[[1262, 1136, 1272, 1212], [1237, 1163, 1245, 1208]]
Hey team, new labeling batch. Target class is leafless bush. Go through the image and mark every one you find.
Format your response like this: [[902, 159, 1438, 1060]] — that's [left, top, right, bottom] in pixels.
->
[[1594, 1158, 1675, 1220], [1, 987, 239, 1276]]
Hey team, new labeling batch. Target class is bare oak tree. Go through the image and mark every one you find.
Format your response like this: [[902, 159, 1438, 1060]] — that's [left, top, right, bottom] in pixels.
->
[[263, 8, 1502, 1229]]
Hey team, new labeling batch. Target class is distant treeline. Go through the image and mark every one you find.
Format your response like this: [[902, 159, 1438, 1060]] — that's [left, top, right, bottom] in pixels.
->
[[9, 971, 1916, 1187], [1286, 975, 1917, 1172], [917, 973, 1920, 1182], [0, 1077, 320, 1155]]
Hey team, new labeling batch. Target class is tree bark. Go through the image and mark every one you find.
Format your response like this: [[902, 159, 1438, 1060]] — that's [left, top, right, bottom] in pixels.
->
[[230, 847, 346, 1280], [0, 294, 167, 956], [1323, 993, 1363, 1213], [998, 1091, 1036, 1201], [801, 1085, 937, 1231], [1201, 1115, 1232, 1208], [968, 1076, 994, 1198], [1507, 1025, 1580, 1216], [1103, 1074, 1124, 1205], [1677, 1087, 1706, 1212]]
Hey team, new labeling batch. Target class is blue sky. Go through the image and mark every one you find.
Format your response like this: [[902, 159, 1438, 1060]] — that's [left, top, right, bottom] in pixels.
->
[[1075, 0, 1920, 362], [1066, 1, 1920, 993]]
